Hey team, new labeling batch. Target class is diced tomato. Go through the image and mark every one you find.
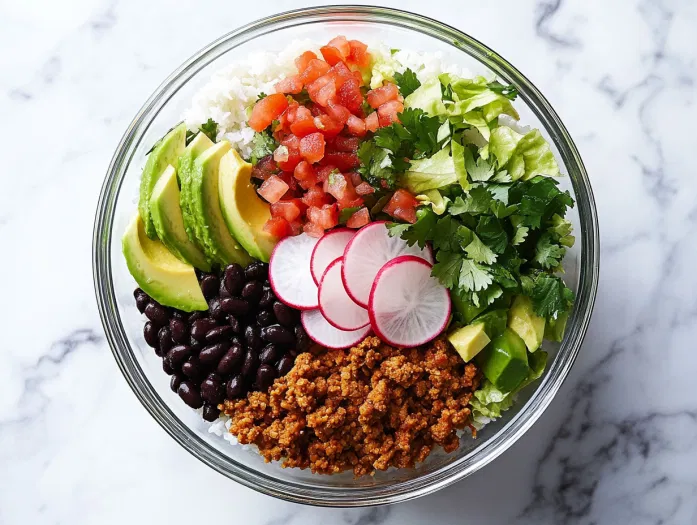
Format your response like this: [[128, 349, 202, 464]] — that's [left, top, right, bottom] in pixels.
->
[[348, 172, 363, 187], [270, 199, 305, 222], [315, 165, 337, 183], [299, 132, 326, 163], [355, 182, 375, 195], [324, 102, 351, 125], [264, 217, 293, 239], [293, 160, 315, 181], [298, 59, 331, 84], [326, 172, 350, 201], [275, 75, 303, 94], [251, 155, 278, 180], [346, 114, 367, 137], [313, 114, 343, 137], [249, 93, 289, 132], [274, 135, 302, 171], [281, 134, 301, 150], [377, 100, 404, 127], [366, 83, 399, 109], [384, 189, 418, 223], [303, 221, 325, 238], [295, 50, 318, 73], [352, 70, 365, 87], [276, 171, 298, 193], [307, 204, 339, 230], [337, 78, 363, 114], [321, 152, 360, 171], [258, 175, 290, 204], [289, 219, 304, 236], [347, 40, 370, 68], [290, 114, 318, 137], [346, 207, 370, 228], [332, 135, 360, 152], [320, 46, 345, 66], [364, 111, 379, 132], [302, 185, 333, 207], [327, 36, 350, 58], [327, 61, 354, 88], [307, 75, 336, 107]]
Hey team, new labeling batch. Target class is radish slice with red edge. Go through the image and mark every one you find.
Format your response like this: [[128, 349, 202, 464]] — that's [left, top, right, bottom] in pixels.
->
[[318, 258, 370, 331], [268, 233, 319, 310], [342, 221, 433, 308], [368, 255, 450, 348], [301, 309, 372, 349], [310, 228, 355, 285]]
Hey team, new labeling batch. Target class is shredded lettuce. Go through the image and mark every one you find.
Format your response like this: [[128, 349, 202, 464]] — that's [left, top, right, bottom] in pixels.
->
[[490, 126, 560, 180], [401, 147, 457, 193]]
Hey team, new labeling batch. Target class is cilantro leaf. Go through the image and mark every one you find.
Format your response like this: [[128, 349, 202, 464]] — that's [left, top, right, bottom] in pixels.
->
[[534, 233, 566, 269], [512, 226, 529, 245], [476, 216, 508, 253], [487, 80, 519, 101], [185, 129, 196, 146], [432, 216, 472, 252], [394, 68, 422, 97], [388, 208, 437, 249], [471, 284, 504, 308], [200, 118, 219, 142], [450, 186, 493, 215], [530, 274, 575, 318], [459, 259, 493, 292], [510, 176, 574, 229], [399, 108, 443, 158], [489, 264, 518, 289], [357, 141, 397, 189], [249, 131, 277, 165], [465, 234, 497, 264], [463, 146, 495, 182], [431, 251, 463, 289]]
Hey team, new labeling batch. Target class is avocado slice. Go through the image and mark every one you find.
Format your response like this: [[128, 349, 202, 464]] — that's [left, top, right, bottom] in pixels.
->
[[178, 133, 215, 248], [188, 141, 253, 266], [508, 295, 546, 351], [122, 213, 207, 312], [150, 165, 211, 271], [448, 323, 490, 362], [477, 328, 529, 392], [138, 123, 187, 238], [219, 149, 277, 262], [472, 309, 508, 340], [544, 311, 569, 342]]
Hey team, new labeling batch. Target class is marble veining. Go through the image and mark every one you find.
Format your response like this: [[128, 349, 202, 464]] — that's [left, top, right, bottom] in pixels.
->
[[1, 0, 696, 523]]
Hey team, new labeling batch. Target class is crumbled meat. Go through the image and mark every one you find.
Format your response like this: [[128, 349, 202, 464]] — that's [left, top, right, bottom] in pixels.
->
[[222, 337, 480, 476]]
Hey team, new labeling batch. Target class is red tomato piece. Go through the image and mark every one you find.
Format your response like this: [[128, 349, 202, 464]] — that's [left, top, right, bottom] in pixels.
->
[[337, 78, 363, 114], [346, 207, 370, 228], [251, 155, 278, 181], [384, 189, 418, 223], [313, 114, 343, 137], [332, 135, 360, 152], [321, 152, 360, 171], [264, 217, 293, 239], [298, 59, 331, 85], [364, 111, 379, 132], [324, 102, 351, 125], [290, 115, 318, 137], [327, 36, 350, 58], [377, 100, 404, 127], [327, 61, 354, 88], [326, 172, 350, 202], [307, 75, 336, 106], [366, 83, 399, 109], [352, 70, 365, 87], [320, 46, 344, 66], [302, 184, 333, 207], [348, 172, 363, 187], [258, 175, 290, 204], [270, 199, 304, 222], [355, 182, 375, 195], [248, 93, 289, 132], [295, 50, 318, 73], [299, 132, 326, 163], [307, 204, 339, 230], [303, 221, 325, 238], [275, 75, 303, 94], [293, 160, 315, 182], [315, 165, 337, 183], [346, 114, 367, 137], [392, 206, 417, 224], [347, 40, 371, 68], [289, 219, 304, 236]]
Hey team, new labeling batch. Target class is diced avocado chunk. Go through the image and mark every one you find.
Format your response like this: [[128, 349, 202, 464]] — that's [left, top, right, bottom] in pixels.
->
[[150, 165, 211, 271], [122, 213, 207, 312], [139, 123, 187, 238], [472, 309, 508, 340], [477, 328, 529, 392], [187, 141, 253, 266], [179, 132, 215, 248], [219, 149, 277, 262], [508, 295, 546, 352], [544, 311, 569, 343], [451, 289, 487, 324], [448, 323, 490, 362]]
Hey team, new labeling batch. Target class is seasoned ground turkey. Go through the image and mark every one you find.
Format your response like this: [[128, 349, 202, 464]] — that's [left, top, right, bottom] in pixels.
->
[[222, 336, 481, 476]]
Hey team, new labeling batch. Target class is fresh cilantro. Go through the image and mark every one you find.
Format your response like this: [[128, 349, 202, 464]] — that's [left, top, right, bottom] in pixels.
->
[[357, 141, 397, 189], [185, 129, 196, 146], [361, 99, 374, 116], [403, 208, 438, 248], [476, 216, 508, 253], [450, 187, 493, 215], [399, 108, 442, 158], [492, 170, 513, 183], [534, 232, 566, 269], [431, 250, 463, 289], [489, 264, 519, 290], [339, 206, 363, 224], [463, 146, 495, 182], [394, 68, 422, 97], [465, 234, 497, 264], [459, 259, 493, 292], [487, 80, 519, 101], [510, 176, 574, 229], [257, 92, 267, 100], [249, 131, 277, 165], [471, 284, 504, 308], [390, 48, 400, 55], [512, 226, 529, 245], [490, 201, 518, 219], [529, 274, 575, 318], [200, 118, 219, 142], [293, 90, 311, 105]]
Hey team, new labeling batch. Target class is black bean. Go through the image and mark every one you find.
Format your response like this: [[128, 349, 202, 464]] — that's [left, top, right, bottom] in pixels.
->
[[260, 324, 295, 345], [295, 324, 310, 351], [228, 316, 242, 333], [208, 297, 227, 322], [202, 404, 220, 422], [169, 318, 188, 344], [241, 281, 263, 304], [258, 289, 275, 308], [171, 310, 187, 321], [226, 374, 244, 399], [178, 381, 203, 409], [289, 349, 298, 357], [200, 378, 223, 404], [259, 344, 279, 365], [162, 358, 175, 375], [241, 348, 259, 377], [143, 322, 159, 348], [272, 301, 297, 328], [276, 355, 295, 376], [201, 275, 219, 300], [217, 344, 244, 375], [245, 261, 268, 281], [182, 357, 203, 381], [256, 310, 274, 327], [170, 374, 182, 393], [189, 335, 204, 352], [188, 311, 205, 324], [219, 279, 231, 299], [224, 264, 245, 296], [135, 290, 150, 313], [205, 325, 233, 344], [220, 297, 250, 316], [207, 371, 222, 382], [255, 364, 276, 391], [191, 318, 217, 341], [199, 342, 229, 365], [166, 345, 192, 366], [144, 302, 169, 326], [158, 326, 173, 356], [134, 288, 146, 300], [245, 325, 262, 350]]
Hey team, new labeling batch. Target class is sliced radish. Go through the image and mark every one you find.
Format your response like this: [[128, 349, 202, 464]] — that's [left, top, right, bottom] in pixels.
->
[[368, 255, 450, 348], [301, 309, 372, 349], [342, 221, 434, 307], [268, 233, 319, 310], [318, 258, 370, 331], [310, 227, 356, 285]]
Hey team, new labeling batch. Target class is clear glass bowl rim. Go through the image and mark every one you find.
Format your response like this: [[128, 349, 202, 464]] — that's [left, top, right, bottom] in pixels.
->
[[92, 5, 600, 507]]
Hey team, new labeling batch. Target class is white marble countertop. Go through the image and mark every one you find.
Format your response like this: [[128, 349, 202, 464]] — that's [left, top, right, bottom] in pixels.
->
[[2, 0, 696, 523]]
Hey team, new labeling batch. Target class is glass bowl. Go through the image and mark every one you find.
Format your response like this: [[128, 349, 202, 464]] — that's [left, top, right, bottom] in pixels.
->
[[93, 5, 599, 507]]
